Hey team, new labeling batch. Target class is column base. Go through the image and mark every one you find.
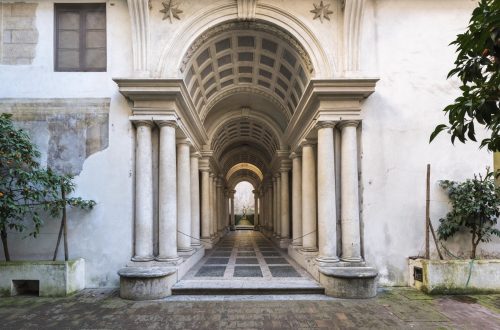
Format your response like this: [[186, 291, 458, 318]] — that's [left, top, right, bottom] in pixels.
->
[[292, 240, 302, 246], [279, 238, 290, 249], [316, 256, 339, 267], [155, 256, 183, 265], [300, 246, 319, 253], [131, 255, 154, 262], [341, 256, 363, 263], [178, 248, 195, 257]]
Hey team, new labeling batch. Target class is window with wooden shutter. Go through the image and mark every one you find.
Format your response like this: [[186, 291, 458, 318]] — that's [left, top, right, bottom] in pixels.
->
[[55, 3, 106, 72]]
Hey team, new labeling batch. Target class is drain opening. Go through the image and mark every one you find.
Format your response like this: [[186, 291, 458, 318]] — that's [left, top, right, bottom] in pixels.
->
[[413, 267, 423, 282], [12, 280, 40, 296]]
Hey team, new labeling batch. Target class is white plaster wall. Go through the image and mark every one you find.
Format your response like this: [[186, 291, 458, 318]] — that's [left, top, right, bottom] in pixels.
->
[[0, 0, 134, 287], [1, 0, 498, 288], [360, 0, 498, 286]]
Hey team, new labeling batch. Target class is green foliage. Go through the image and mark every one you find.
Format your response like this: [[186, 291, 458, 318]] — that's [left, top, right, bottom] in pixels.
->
[[437, 170, 500, 259], [430, 0, 500, 151], [0, 113, 95, 255]]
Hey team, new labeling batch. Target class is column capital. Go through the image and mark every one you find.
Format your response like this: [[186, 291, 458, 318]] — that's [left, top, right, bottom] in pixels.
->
[[209, 172, 217, 178], [289, 151, 301, 159], [131, 119, 154, 127], [190, 151, 201, 159], [273, 173, 280, 179], [156, 120, 177, 128], [316, 120, 337, 129], [299, 138, 316, 147], [280, 159, 292, 172], [338, 120, 360, 129], [176, 138, 192, 146]]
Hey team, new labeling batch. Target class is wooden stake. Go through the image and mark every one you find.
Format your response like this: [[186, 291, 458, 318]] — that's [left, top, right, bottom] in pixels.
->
[[429, 221, 444, 260], [62, 184, 68, 261], [52, 213, 64, 261], [425, 164, 430, 259]]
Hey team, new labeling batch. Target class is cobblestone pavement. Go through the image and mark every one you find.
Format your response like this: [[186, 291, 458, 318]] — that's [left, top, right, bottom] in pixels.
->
[[0, 288, 499, 329]]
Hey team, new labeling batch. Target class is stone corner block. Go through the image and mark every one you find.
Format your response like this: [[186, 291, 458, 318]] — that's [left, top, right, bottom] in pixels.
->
[[319, 266, 378, 298], [118, 267, 177, 300]]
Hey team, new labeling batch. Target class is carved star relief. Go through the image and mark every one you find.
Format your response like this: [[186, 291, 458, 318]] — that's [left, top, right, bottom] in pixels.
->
[[160, 0, 183, 23], [311, 1, 333, 23]]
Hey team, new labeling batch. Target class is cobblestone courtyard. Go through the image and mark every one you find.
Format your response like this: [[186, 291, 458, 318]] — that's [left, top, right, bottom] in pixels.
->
[[0, 288, 499, 329]]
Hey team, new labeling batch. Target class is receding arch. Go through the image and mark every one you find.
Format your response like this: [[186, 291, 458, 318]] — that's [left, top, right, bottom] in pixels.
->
[[226, 163, 263, 182], [155, 1, 332, 78]]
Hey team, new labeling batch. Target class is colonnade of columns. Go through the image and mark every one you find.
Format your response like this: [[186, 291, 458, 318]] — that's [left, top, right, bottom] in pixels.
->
[[258, 120, 363, 265], [132, 119, 233, 263], [131, 119, 363, 266]]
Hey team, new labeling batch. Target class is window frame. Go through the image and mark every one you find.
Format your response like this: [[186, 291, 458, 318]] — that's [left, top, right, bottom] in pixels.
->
[[54, 3, 107, 72]]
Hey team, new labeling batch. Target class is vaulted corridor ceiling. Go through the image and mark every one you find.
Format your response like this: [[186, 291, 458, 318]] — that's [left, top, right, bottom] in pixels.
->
[[181, 20, 313, 188]]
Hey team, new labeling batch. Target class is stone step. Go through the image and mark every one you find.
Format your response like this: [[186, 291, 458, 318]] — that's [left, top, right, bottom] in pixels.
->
[[171, 280, 325, 295]]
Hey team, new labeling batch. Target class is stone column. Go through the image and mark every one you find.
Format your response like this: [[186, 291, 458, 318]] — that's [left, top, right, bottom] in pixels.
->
[[291, 152, 302, 246], [156, 120, 181, 263], [176, 140, 193, 253], [132, 121, 154, 261], [216, 179, 223, 234], [190, 153, 201, 247], [224, 189, 229, 229], [340, 121, 362, 262], [272, 176, 277, 236], [301, 142, 318, 252], [200, 168, 210, 239], [209, 173, 216, 237], [316, 122, 339, 265], [280, 167, 290, 243], [253, 190, 259, 228], [268, 183, 273, 232], [276, 174, 281, 238], [230, 190, 235, 228]]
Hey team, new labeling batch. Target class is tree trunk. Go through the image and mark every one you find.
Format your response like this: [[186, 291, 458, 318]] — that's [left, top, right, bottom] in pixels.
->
[[1, 229, 10, 261]]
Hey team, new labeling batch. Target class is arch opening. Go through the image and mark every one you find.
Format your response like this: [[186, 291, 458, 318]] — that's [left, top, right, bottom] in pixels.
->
[[181, 19, 315, 198]]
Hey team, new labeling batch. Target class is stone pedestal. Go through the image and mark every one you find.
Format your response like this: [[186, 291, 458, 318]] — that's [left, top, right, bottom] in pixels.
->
[[319, 267, 378, 298], [118, 267, 177, 300]]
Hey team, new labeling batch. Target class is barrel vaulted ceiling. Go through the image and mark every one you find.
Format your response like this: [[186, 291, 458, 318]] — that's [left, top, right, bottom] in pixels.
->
[[181, 21, 314, 186]]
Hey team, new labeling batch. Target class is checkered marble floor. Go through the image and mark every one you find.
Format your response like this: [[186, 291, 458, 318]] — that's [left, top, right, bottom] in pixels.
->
[[175, 231, 322, 292]]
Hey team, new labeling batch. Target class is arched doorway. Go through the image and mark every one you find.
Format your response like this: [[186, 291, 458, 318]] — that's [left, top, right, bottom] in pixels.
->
[[115, 8, 378, 297]]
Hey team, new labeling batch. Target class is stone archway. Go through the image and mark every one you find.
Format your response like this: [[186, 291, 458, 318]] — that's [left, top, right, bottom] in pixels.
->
[[115, 8, 378, 298]]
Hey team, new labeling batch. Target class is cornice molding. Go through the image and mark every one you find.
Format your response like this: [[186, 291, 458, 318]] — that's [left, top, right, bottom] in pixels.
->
[[284, 78, 378, 151], [114, 78, 208, 152]]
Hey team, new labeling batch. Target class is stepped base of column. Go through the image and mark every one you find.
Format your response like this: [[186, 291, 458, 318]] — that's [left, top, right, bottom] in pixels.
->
[[287, 245, 377, 298], [120, 246, 205, 300]]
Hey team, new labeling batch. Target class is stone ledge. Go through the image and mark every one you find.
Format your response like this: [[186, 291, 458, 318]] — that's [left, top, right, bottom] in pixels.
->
[[319, 266, 378, 279], [118, 267, 176, 278]]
